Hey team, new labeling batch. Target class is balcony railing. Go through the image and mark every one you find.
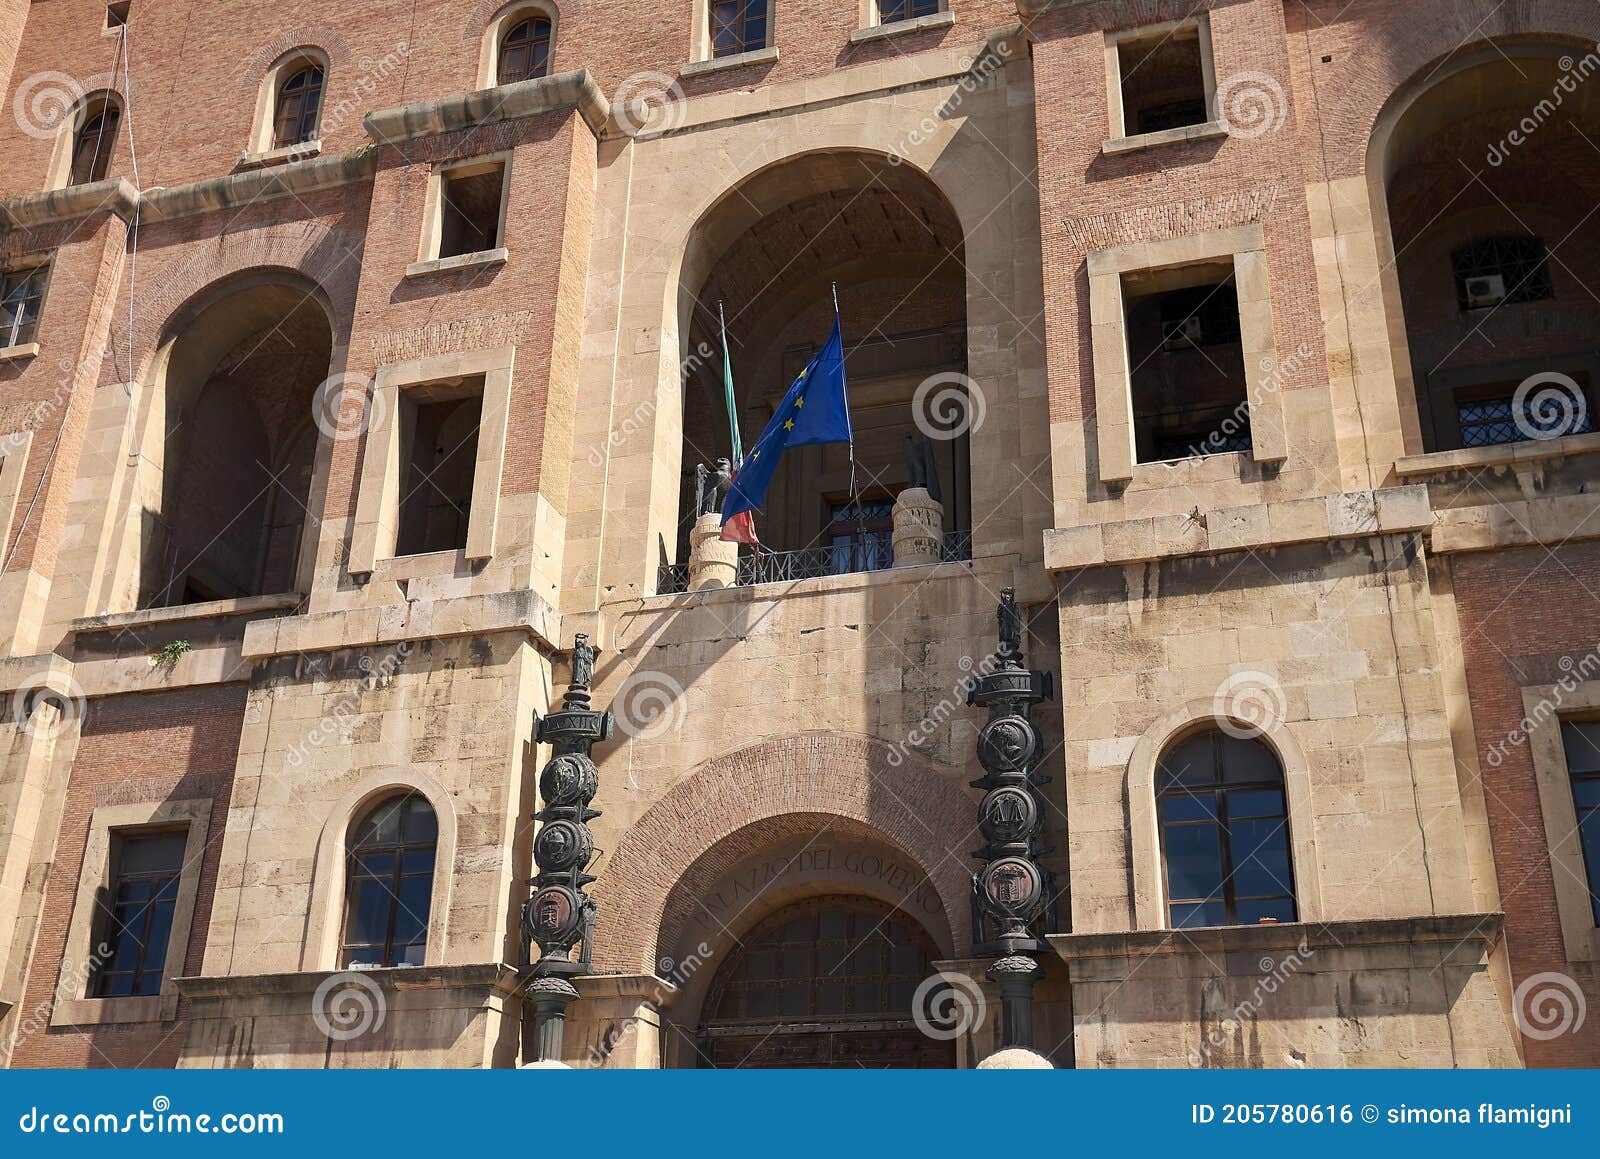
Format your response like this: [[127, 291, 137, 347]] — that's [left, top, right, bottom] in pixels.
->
[[656, 530, 973, 595]]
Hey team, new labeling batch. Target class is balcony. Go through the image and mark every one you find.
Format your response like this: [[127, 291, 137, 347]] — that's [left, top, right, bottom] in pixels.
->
[[656, 530, 972, 595]]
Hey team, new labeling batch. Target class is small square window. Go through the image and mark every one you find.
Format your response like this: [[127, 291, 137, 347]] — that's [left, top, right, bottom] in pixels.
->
[[395, 378, 484, 557], [0, 265, 47, 349], [711, 0, 767, 57], [1115, 22, 1210, 137], [433, 161, 507, 261], [105, 2, 130, 29]]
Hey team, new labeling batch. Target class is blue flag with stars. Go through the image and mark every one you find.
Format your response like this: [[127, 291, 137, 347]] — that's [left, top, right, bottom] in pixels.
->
[[721, 314, 852, 527]]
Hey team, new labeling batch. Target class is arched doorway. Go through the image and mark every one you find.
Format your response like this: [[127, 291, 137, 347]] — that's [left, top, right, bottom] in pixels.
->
[[138, 274, 334, 607], [693, 895, 955, 1068], [1376, 45, 1600, 454], [666, 150, 972, 587]]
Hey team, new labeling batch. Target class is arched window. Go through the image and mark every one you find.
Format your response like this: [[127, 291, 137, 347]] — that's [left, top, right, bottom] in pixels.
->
[[1157, 729, 1296, 928], [340, 793, 437, 968], [272, 62, 324, 148], [710, 0, 767, 58], [496, 15, 552, 85], [69, 101, 120, 186]]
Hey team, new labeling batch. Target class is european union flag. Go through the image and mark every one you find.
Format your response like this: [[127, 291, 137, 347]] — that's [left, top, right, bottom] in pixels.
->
[[720, 315, 852, 526]]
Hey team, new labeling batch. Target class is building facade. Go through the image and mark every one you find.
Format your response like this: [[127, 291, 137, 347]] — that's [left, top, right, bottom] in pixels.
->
[[0, 0, 1595, 1068]]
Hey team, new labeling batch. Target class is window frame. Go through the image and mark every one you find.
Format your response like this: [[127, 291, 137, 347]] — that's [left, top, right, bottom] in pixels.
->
[[339, 793, 439, 969], [89, 830, 188, 998], [45, 91, 123, 191], [272, 62, 325, 149], [496, 14, 554, 85], [1524, 689, 1600, 962], [0, 261, 50, 352], [53, 799, 211, 1026], [1102, 15, 1225, 155], [411, 152, 513, 274], [478, 2, 560, 89], [1155, 729, 1298, 929], [244, 48, 330, 162]]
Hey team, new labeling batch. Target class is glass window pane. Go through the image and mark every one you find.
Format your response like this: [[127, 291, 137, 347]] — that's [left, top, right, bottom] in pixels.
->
[[1162, 823, 1223, 901], [1220, 735, 1282, 783], [396, 942, 426, 967], [403, 848, 436, 875], [1170, 901, 1225, 928], [140, 901, 176, 974], [347, 878, 392, 946], [1580, 811, 1600, 916], [358, 852, 396, 879], [1573, 779, 1600, 808], [102, 971, 134, 997], [391, 874, 433, 942], [1229, 818, 1295, 899], [1227, 789, 1286, 820], [1161, 793, 1217, 822], [1236, 897, 1297, 924], [1564, 722, 1600, 774], [402, 796, 437, 842], [1157, 734, 1214, 788], [119, 833, 186, 874]]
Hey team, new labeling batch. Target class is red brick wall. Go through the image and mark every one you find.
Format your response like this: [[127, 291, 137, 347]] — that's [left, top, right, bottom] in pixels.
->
[[8, 684, 245, 1069], [1452, 544, 1600, 1067]]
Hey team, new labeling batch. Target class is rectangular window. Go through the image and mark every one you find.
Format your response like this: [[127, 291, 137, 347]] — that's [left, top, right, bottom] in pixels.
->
[[105, 2, 130, 28], [711, 0, 767, 57], [0, 265, 47, 348], [90, 831, 186, 998], [437, 161, 508, 260], [1122, 262, 1251, 463], [1452, 236, 1554, 311], [1561, 720, 1600, 926], [395, 377, 484, 557], [825, 497, 894, 576], [1453, 373, 1593, 449], [1114, 21, 1210, 138], [879, 0, 940, 22]]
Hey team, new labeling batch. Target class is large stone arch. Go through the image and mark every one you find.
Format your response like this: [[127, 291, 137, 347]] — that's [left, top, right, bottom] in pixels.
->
[[589, 733, 976, 974], [571, 55, 1046, 599]]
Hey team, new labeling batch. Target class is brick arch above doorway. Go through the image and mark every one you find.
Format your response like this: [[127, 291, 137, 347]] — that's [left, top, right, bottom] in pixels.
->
[[588, 733, 975, 974]]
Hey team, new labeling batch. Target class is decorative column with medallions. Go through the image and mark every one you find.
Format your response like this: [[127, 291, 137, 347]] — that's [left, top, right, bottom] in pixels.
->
[[967, 588, 1057, 1056], [520, 633, 612, 1064]]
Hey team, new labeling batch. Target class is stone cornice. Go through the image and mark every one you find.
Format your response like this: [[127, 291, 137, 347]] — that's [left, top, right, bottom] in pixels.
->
[[137, 149, 380, 223], [1043, 485, 1433, 571], [0, 177, 139, 231], [176, 963, 520, 1000], [363, 68, 609, 144]]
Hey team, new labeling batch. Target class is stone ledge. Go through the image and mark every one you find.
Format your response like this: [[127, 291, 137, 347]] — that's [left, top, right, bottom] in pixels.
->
[[51, 992, 176, 1027], [850, 10, 956, 43], [0, 177, 139, 230], [1103, 119, 1228, 156], [630, 550, 1014, 611], [681, 45, 780, 77], [139, 149, 378, 223], [404, 246, 508, 279], [1043, 485, 1432, 571], [70, 592, 303, 635], [1429, 490, 1600, 555], [176, 962, 519, 1000], [240, 587, 561, 658], [0, 342, 39, 362], [236, 139, 323, 170], [1395, 431, 1600, 477], [365, 68, 609, 143], [1051, 912, 1503, 975]]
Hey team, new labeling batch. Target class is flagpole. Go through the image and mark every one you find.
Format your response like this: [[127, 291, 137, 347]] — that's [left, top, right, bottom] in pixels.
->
[[832, 282, 869, 567]]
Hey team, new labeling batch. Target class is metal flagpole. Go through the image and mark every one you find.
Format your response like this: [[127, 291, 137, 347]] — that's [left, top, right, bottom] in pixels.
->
[[831, 283, 871, 570]]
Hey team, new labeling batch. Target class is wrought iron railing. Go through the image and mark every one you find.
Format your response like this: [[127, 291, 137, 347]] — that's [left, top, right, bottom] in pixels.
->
[[656, 530, 973, 594]]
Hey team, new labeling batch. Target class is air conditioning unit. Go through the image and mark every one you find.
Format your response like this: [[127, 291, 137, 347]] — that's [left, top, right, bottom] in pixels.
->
[[1162, 315, 1204, 350], [1463, 273, 1507, 309]]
